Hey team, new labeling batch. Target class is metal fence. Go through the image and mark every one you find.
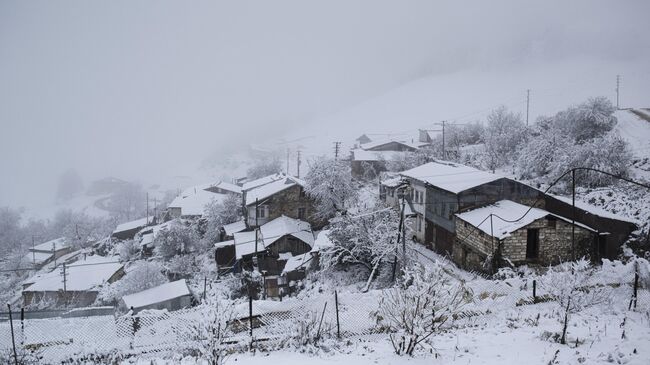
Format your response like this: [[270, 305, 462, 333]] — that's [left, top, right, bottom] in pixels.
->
[[1, 263, 648, 364]]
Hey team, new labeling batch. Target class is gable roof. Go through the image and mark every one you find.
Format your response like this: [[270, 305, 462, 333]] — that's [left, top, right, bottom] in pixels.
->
[[241, 173, 286, 192], [455, 200, 596, 240], [122, 279, 191, 309], [351, 149, 407, 162], [208, 181, 242, 194], [24, 255, 122, 292], [245, 176, 304, 206], [223, 220, 247, 236], [400, 161, 503, 194], [260, 215, 314, 248], [31, 237, 69, 252], [168, 187, 226, 217], [360, 139, 419, 151]]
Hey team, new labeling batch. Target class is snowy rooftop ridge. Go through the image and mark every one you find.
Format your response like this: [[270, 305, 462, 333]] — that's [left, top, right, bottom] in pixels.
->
[[400, 160, 503, 194], [223, 219, 247, 236], [114, 216, 154, 234], [245, 175, 305, 206], [260, 215, 314, 248], [241, 173, 286, 192], [31, 237, 68, 252], [550, 194, 638, 224], [168, 186, 226, 217], [122, 279, 191, 309], [351, 149, 407, 162], [455, 200, 596, 240], [210, 181, 242, 194], [359, 138, 422, 151]]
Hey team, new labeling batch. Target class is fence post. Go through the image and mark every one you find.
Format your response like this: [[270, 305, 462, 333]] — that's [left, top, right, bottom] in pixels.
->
[[249, 295, 253, 349], [20, 308, 24, 347], [316, 302, 328, 342], [203, 277, 207, 301], [7, 304, 18, 365], [334, 291, 341, 339], [532, 280, 537, 303], [633, 262, 639, 310]]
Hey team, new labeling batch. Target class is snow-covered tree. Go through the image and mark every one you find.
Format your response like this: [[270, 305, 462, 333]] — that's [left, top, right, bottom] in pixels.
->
[[321, 207, 400, 291], [202, 194, 242, 243], [553, 96, 617, 142], [304, 157, 358, 220], [540, 259, 610, 344], [481, 106, 526, 171], [246, 155, 283, 179], [191, 292, 234, 365], [154, 220, 200, 259], [117, 239, 140, 262], [376, 263, 470, 356], [387, 148, 438, 172], [97, 261, 168, 305], [50, 209, 114, 249]]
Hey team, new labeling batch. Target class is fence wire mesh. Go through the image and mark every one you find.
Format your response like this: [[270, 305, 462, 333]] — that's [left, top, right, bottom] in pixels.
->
[[1, 262, 648, 364]]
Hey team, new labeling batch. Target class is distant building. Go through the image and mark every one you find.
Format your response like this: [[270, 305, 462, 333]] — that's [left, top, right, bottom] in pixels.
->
[[121, 279, 193, 314], [24, 237, 74, 269], [167, 184, 226, 219], [112, 216, 155, 241]]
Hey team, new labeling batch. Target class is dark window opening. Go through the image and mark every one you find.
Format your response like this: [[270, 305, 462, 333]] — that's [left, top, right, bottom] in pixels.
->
[[526, 228, 539, 260], [547, 216, 557, 228]]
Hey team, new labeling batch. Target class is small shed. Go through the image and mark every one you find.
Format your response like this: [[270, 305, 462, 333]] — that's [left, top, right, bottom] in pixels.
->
[[121, 279, 193, 314], [112, 216, 155, 241]]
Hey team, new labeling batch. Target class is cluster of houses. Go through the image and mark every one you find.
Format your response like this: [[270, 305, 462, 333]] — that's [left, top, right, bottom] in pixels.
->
[[380, 160, 637, 273], [15, 132, 639, 314]]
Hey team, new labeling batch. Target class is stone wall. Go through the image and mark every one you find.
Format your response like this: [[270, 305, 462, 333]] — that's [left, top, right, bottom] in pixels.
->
[[247, 184, 325, 229]]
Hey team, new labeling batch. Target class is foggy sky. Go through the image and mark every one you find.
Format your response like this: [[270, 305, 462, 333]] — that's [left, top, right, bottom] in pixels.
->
[[1, 0, 649, 210]]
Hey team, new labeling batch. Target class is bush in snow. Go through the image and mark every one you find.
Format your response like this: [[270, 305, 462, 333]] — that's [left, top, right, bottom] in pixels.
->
[[481, 106, 526, 172], [117, 239, 140, 261], [539, 259, 611, 344], [202, 193, 242, 243], [322, 207, 401, 291], [97, 261, 167, 305], [155, 220, 201, 259], [304, 156, 358, 220], [550, 96, 617, 142], [375, 263, 471, 356], [189, 293, 234, 365]]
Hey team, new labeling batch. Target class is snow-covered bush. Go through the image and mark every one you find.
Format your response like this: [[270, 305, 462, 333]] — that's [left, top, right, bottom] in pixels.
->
[[539, 259, 611, 344], [551, 96, 617, 142], [481, 106, 526, 171], [304, 157, 358, 220], [387, 148, 438, 172], [117, 239, 140, 261], [322, 207, 401, 291], [155, 220, 201, 259], [97, 261, 167, 305], [202, 194, 242, 243], [190, 293, 234, 365], [246, 155, 283, 179], [376, 263, 471, 356]]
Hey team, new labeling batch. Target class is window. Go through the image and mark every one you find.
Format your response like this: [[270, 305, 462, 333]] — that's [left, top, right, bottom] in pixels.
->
[[416, 215, 422, 232], [299, 189, 306, 198], [526, 229, 539, 260], [298, 207, 306, 219], [547, 216, 557, 228], [256, 205, 267, 218]]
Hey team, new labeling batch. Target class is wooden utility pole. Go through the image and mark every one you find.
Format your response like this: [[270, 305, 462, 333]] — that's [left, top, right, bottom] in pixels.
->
[[296, 149, 301, 178], [146, 192, 149, 224], [441, 120, 446, 159], [333, 142, 341, 160], [286, 148, 290, 174]]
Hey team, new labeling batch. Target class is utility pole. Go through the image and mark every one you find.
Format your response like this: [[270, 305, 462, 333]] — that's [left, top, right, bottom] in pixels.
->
[[32, 236, 35, 266], [62, 263, 67, 293], [286, 148, 290, 174], [296, 149, 302, 178], [526, 89, 530, 126], [333, 142, 341, 160], [146, 192, 149, 224], [53, 241, 57, 267], [616, 75, 621, 109], [441, 121, 446, 159]]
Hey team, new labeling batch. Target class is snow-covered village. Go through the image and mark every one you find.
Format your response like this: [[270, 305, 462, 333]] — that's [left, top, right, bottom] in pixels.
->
[[1, 1, 650, 364]]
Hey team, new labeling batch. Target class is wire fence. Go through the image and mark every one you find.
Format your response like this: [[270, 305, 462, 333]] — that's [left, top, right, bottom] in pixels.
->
[[1, 262, 648, 364]]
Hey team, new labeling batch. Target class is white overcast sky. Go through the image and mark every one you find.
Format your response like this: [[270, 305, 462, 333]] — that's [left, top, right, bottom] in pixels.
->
[[1, 0, 649, 209]]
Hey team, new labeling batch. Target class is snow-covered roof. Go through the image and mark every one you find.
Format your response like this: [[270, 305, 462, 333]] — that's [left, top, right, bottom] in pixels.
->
[[122, 279, 191, 309], [455, 200, 596, 240], [114, 216, 154, 234], [381, 177, 405, 188], [282, 253, 312, 274], [223, 220, 247, 236], [233, 231, 260, 259], [245, 176, 305, 206], [241, 173, 285, 192], [139, 233, 154, 247], [24, 255, 123, 292], [359, 139, 419, 151], [311, 230, 333, 253], [400, 161, 503, 194], [260, 215, 314, 248], [31, 237, 68, 252], [169, 188, 226, 217], [550, 195, 638, 224], [23, 251, 53, 265], [209, 181, 242, 194], [215, 239, 235, 249], [351, 149, 407, 162]]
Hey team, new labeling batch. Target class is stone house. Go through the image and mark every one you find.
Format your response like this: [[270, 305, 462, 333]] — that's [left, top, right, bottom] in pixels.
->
[[453, 200, 598, 272], [398, 161, 636, 262], [242, 174, 323, 229]]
